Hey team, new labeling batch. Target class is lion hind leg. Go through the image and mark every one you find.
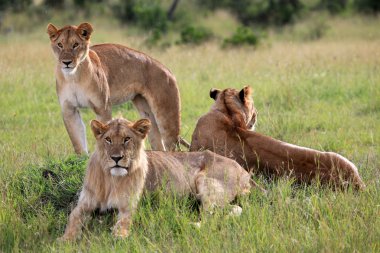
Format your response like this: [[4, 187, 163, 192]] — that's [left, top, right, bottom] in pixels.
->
[[194, 171, 229, 212], [328, 152, 366, 190], [133, 95, 166, 150], [144, 77, 181, 151], [195, 172, 244, 218]]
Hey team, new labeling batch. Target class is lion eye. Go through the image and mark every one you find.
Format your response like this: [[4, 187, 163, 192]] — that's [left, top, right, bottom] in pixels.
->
[[73, 43, 79, 49], [105, 137, 112, 144], [124, 137, 131, 144], [57, 43, 63, 49]]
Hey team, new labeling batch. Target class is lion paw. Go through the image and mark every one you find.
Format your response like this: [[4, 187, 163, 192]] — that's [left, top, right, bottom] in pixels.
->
[[57, 233, 77, 242], [228, 205, 242, 217], [112, 227, 130, 238], [190, 221, 202, 229]]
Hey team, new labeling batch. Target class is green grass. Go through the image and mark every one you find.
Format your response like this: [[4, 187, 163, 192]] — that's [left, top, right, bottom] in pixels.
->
[[0, 16, 379, 252]]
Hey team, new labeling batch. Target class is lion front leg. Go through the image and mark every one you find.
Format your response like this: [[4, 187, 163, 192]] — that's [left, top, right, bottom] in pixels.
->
[[195, 171, 228, 212], [61, 102, 88, 155], [60, 192, 97, 241], [112, 208, 133, 238]]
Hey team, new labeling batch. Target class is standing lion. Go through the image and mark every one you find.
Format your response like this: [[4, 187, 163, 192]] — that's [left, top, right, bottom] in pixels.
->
[[47, 22, 181, 154]]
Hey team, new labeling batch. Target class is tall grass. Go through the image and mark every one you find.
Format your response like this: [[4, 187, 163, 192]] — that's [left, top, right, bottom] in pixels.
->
[[0, 16, 379, 252]]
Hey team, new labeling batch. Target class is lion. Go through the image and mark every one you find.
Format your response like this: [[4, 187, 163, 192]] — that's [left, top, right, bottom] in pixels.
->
[[60, 117, 262, 240], [47, 22, 185, 154], [190, 86, 365, 190]]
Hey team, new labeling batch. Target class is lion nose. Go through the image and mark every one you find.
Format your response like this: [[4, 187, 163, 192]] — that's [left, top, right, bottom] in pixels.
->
[[111, 156, 123, 164], [62, 60, 72, 67]]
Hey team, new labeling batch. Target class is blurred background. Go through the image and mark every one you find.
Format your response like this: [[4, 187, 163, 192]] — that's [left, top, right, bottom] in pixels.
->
[[0, 0, 379, 47]]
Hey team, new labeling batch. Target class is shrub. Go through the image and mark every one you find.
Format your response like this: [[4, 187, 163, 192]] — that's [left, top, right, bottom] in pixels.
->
[[0, 0, 32, 12], [301, 17, 329, 41], [116, 0, 168, 32], [134, 0, 167, 31], [318, 0, 348, 14], [144, 28, 163, 47], [179, 25, 213, 45], [196, 0, 229, 10], [223, 26, 259, 47], [43, 0, 64, 9], [73, 0, 103, 7], [197, 0, 303, 26], [353, 0, 380, 14]]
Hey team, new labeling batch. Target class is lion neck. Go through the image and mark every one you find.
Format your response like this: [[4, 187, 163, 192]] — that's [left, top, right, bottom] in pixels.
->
[[212, 92, 248, 130]]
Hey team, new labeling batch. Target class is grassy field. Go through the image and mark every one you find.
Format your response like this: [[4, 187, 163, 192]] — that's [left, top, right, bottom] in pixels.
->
[[0, 16, 379, 252]]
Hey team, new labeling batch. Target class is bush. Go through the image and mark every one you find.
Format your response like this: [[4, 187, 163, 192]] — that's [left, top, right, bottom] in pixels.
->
[[116, 0, 168, 32], [318, 0, 348, 14], [353, 0, 380, 13], [0, 0, 32, 12], [223, 26, 259, 47], [134, 0, 167, 31], [43, 0, 64, 9], [196, 0, 229, 10], [198, 0, 303, 26], [179, 25, 213, 45], [300, 17, 329, 41], [73, 0, 103, 7]]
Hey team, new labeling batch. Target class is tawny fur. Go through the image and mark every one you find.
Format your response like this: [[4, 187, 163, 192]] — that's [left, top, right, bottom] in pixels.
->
[[190, 86, 365, 190], [47, 23, 181, 154], [61, 117, 258, 240]]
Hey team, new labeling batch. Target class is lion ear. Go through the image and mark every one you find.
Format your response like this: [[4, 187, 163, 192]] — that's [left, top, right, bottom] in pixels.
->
[[239, 86, 252, 104], [210, 88, 221, 100], [132, 119, 151, 138], [91, 120, 107, 139], [76, 22, 93, 40], [47, 23, 58, 41]]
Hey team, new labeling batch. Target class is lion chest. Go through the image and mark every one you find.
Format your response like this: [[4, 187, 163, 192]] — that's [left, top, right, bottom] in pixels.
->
[[104, 190, 124, 210], [98, 181, 140, 211], [58, 82, 93, 108]]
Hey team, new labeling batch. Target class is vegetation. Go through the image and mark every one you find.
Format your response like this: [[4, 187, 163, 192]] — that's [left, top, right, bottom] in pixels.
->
[[179, 25, 213, 45], [1, 0, 380, 46], [223, 26, 259, 47], [0, 2, 379, 252]]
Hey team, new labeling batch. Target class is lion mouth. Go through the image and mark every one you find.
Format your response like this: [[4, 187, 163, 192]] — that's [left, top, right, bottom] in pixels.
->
[[61, 66, 77, 74], [110, 166, 128, 177]]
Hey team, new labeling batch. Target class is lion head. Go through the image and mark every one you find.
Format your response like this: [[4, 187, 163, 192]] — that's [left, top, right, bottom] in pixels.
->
[[209, 86, 257, 130], [90, 118, 151, 177], [46, 22, 93, 75]]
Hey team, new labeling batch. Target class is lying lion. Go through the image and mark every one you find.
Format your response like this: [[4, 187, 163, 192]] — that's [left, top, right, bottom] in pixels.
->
[[47, 23, 183, 154], [61, 117, 260, 240], [190, 86, 365, 190]]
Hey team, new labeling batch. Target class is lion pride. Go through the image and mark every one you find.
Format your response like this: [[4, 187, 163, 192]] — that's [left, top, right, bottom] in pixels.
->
[[47, 22, 182, 154], [190, 86, 365, 190]]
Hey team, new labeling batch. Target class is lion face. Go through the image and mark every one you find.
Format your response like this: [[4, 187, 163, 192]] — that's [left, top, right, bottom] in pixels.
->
[[46, 23, 93, 75], [210, 86, 257, 130], [91, 118, 151, 177]]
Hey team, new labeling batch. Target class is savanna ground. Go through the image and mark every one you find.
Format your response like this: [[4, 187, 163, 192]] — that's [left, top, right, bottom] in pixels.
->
[[0, 14, 379, 252]]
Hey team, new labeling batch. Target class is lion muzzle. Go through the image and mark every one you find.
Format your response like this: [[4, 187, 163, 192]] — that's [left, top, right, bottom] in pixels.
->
[[110, 166, 129, 177]]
